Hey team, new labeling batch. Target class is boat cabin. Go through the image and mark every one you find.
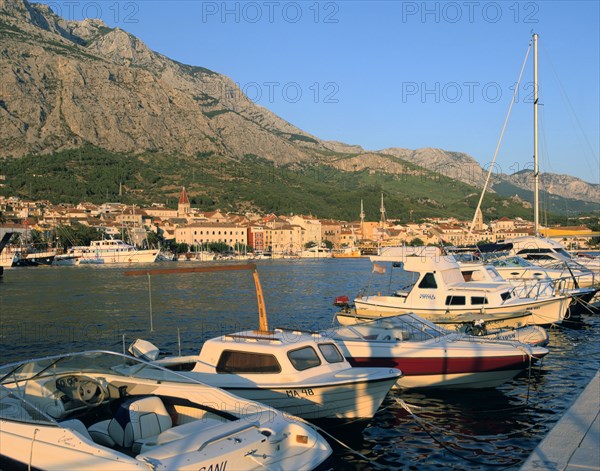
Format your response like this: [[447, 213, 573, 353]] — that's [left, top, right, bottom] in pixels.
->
[[370, 252, 519, 310], [150, 329, 352, 380]]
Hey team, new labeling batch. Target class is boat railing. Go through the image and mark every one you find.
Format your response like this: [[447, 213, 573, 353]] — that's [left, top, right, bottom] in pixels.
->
[[511, 276, 575, 299]]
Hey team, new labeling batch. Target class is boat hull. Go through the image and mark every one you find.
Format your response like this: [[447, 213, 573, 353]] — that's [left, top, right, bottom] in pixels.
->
[[188, 371, 400, 420], [354, 295, 570, 327], [338, 340, 543, 389], [78, 249, 159, 264]]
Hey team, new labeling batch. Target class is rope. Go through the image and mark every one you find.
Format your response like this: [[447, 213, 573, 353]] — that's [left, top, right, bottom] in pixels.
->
[[393, 397, 554, 438], [468, 40, 532, 236], [395, 399, 521, 467], [295, 416, 387, 469], [570, 294, 599, 315]]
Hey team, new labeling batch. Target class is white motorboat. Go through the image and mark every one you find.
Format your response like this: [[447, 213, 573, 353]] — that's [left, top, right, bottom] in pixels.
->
[[129, 329, 401, 421], [497, 236, 600, 276], [335, 301, 549, 347], [124, 263, 401, 420], [299, 245, 332, 259], [353, 247, 572, 327], [0, 350, 332, 470], [324, 314, 548, 389], [66, 239, 159, 264], [458, 258, 598, 316]]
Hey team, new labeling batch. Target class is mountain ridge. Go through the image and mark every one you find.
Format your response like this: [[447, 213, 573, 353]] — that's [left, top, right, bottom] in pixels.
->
[[0, 0, 597, 210]]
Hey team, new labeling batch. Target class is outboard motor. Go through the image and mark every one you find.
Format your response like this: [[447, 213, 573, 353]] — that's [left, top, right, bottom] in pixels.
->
[[128, 339, 160, 361], [465, 319, 488, 336], [333, 295, 351, 311]]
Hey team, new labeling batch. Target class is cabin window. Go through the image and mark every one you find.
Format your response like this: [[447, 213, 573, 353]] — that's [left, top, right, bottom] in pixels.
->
[[418, 273, 437, 289], [471, 296, 488, 305], [517, 248, 552, 254], [288, 347, 322, 371], [445, 296, 466, 306], [501, 292, 512, 301], [523, 254, 554, 261], [216, 350, 281, 374], [318, 343, 344, 364]]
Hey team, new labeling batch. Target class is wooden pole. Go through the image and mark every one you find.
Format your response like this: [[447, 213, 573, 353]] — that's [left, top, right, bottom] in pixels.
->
[[124, 263, 270, 333]]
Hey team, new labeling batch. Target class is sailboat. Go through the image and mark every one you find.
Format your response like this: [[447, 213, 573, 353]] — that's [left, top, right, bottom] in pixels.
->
[[491, 34, 599, 280]]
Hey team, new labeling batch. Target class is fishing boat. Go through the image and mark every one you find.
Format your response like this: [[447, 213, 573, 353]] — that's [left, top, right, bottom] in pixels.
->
[[0, 350, 332, 470], [324, 314, 548, 389], [352, 248, 572, 327], [124, 264, 402, 421], [65, 239, 159, 264]]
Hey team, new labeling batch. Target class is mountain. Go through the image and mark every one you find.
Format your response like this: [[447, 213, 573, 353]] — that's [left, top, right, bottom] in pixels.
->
[[0, 0, 334, 163], [501, 170, 599, 203], [374, 147, 599, 205], [0, 0, 597, 216]]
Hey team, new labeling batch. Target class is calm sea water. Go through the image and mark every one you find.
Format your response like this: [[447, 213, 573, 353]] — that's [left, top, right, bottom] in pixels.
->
[[1, 259, 599, 470]]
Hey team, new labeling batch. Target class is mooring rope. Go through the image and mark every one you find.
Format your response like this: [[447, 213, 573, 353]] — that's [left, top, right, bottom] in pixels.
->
[[296, 416, 387, 469]]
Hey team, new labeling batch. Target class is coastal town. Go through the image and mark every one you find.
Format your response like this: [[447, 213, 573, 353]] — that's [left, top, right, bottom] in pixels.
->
[[0, 187, 597, 261]]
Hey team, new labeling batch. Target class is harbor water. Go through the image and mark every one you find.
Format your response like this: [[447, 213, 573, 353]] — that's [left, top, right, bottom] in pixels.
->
[[1, 258, 599, 470]]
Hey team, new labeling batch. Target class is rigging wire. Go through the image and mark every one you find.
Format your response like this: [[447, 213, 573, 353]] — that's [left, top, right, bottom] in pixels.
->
[[540, 44, 599, 182], [468, 40, 533, 236]]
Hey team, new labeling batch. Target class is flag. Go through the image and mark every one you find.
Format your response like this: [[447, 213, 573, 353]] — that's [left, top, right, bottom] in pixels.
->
[[372, 263, 386, 274]]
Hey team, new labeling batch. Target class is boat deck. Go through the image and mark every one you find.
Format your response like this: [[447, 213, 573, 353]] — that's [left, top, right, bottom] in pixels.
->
[[521, 370, 600, 471]]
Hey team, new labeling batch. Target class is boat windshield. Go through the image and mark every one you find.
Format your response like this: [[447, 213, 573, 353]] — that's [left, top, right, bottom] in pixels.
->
[[0, 384, 56, 424], [330, 314, 448, 342], [487, 256, 535, 268], [0, 351, 206, 387]]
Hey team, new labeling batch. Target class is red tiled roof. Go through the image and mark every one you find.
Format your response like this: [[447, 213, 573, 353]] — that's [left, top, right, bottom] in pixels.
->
[[179, 187, 190, 205]]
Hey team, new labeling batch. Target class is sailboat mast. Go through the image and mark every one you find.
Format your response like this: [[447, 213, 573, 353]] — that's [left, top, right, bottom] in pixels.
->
[[379, 193, 385, 228], [360, 199, 365, 240], [533, 33, 539, 236]]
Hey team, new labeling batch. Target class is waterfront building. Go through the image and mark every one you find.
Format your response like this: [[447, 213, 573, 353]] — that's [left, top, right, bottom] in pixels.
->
[[175, 222, 247, 249]]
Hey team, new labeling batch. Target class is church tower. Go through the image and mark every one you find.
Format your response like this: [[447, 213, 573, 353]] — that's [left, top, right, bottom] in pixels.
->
[[178, 186, 190, 217], [474, 207, 484, 231]]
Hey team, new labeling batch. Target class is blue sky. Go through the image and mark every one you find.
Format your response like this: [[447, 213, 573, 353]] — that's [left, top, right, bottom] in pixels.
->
[[41, 1, 599, 184]]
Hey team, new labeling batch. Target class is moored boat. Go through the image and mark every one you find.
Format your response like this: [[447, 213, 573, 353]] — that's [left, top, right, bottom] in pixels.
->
[[66, 239, 159, 264], [124, 263, 401, 420], [0, 350, 332, 470], [324, 314, 548, 389], [128, 330, 401, 421], [353, 247, 572, 327]]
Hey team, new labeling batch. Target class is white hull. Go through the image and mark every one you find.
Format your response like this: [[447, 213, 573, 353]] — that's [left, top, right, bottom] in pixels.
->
[[52, 255, 81, 266], [354, 294, 570, 327], [0, 251, 18, 268], [78, 250, 158, 264], [395, 369, 524, 389], [207, 374, 398, 420]]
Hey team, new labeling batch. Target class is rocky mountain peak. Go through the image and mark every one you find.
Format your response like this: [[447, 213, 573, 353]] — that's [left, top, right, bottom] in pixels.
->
[[86, 27, 154, 65]]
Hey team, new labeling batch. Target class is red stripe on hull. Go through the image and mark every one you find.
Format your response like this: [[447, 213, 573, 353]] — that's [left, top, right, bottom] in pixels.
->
[[347, 356, 530, 376]]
